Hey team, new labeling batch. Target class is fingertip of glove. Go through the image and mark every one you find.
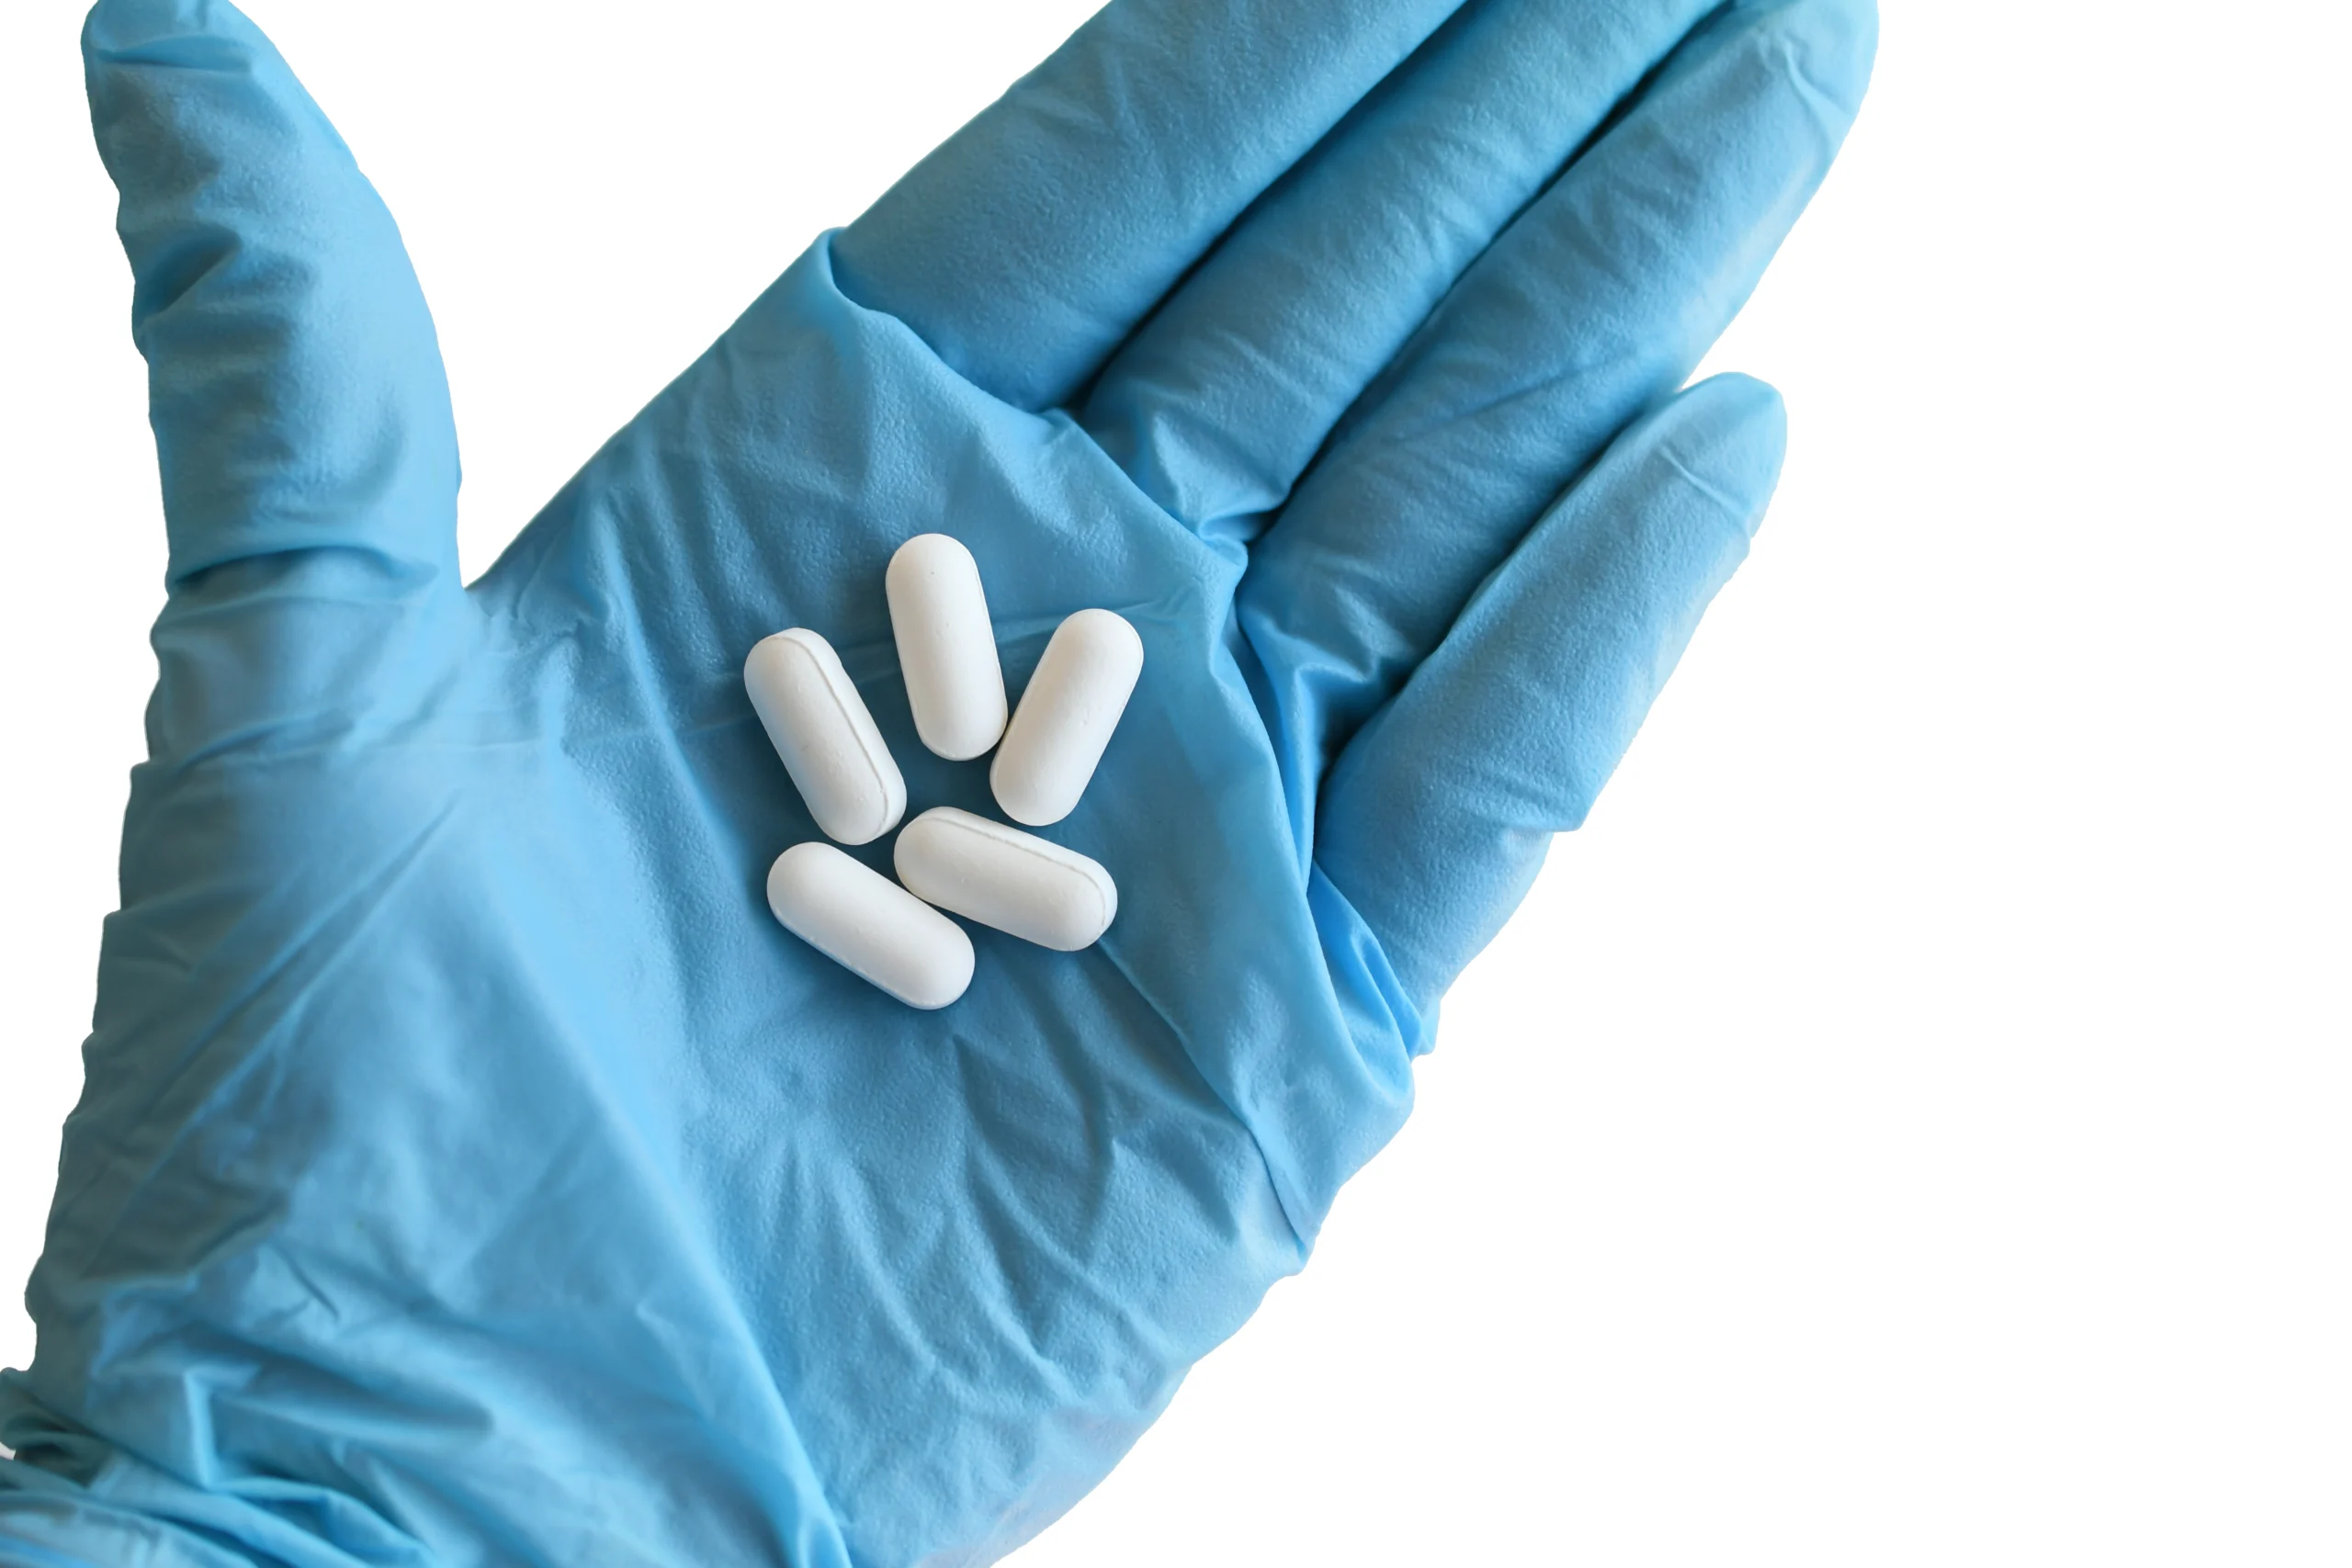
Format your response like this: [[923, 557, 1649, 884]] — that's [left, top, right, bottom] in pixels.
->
[[1761, 0, 1881, 124], [84, 0, 266, 73], [1659, 373, 1789, 542], [83, 0, 345, 204]]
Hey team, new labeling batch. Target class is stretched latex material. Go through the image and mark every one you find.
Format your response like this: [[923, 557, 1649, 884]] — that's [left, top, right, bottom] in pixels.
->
[[0, 0, 1871, 1563]]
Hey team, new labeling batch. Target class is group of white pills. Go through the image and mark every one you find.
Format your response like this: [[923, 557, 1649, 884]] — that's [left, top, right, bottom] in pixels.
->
[[745, 534, 1143, 1009]]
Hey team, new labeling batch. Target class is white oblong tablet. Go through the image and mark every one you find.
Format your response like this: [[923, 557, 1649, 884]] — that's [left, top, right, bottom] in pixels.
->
[[894, 807, 1118, 952], [744, 628, 907, 845], [989, 608, 1144, 826], [887, 534, 1008, 761], [767, 842, 974, 1009]]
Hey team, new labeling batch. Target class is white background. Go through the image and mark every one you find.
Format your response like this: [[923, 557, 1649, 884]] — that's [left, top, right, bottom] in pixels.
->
[[5, 1, 2347, 1562]]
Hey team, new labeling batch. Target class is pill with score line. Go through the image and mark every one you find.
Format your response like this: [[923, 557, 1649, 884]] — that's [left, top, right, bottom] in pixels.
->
[[894, 807, 1117, 952], [744, 627, 907, 845], [990, 608, 1143, 827], [887, 533, 1008, 761], [766, 841, 974, 1009]]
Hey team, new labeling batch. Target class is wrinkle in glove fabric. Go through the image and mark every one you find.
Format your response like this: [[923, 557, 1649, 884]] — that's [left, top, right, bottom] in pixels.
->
[[0, 0, 1872, 1563]]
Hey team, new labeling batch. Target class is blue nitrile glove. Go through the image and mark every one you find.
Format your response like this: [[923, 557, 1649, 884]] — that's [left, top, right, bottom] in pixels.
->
[[0, 0, 1873, 1562]]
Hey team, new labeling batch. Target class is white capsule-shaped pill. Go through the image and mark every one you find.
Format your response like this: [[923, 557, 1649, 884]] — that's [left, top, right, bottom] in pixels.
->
[[744, 628, 907, 845], [887, 534, 1008, 761], [766, 841, 974, 1009], [990, 609, 1144, 826], [894, 807, 1118, 952]]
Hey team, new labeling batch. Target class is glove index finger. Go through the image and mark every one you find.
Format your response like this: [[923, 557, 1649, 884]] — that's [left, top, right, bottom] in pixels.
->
[[831, 0, 1463, 413], [1313, 374, 1788, 1011]]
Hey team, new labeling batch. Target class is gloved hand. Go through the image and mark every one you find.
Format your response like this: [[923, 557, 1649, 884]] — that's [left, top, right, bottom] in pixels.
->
[[0, 0, 1872, 1562]]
